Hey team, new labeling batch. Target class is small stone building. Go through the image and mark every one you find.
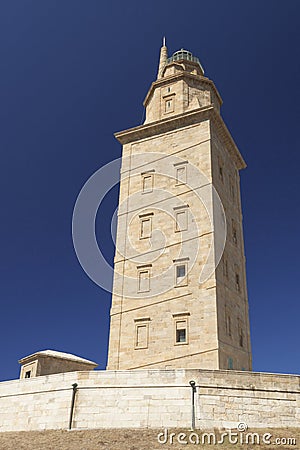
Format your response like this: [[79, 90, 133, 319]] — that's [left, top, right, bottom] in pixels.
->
[[19, 350, 98, 379]]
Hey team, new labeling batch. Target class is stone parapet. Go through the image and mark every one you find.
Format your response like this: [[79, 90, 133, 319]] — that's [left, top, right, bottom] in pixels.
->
[[0, 369, 298, 431]]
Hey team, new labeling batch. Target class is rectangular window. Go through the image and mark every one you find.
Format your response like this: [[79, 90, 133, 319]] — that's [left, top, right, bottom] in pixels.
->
[[173, 313, 189, 345], [134, 317, 150, 349], [228, 357, 233, 370], [139, 214, 152, 239], [232, 219, 238, 245], [137, 267, 151, 292], [165, 97, 174, 113], [177, 265, 186, 278], [218, 156, 224, 182], [141, 172, 154, 193], [219, 165, 224, 182], [176, 166, 186, 185], [239, 328, 244, 347], [235, 272, 240, 292], [174, 161, 188, 185], [174, 260, 188, 286], [238, 319, 244, 347], [25, 371, 31, 379], [135, 325, 148, 349], [176, 326, 186, 343], [226, 313, 231, 337], [174, 207, 188, 232]]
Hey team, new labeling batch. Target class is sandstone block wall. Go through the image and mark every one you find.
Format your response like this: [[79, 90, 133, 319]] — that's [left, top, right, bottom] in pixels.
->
[[0, 369, 298, 432]]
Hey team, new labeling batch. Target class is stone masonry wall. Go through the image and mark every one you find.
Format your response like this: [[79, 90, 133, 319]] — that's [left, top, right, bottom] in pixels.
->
[[0, 369, 298, 432]]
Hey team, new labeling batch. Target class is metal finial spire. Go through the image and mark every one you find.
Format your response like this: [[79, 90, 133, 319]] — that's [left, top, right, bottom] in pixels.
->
[[163, 36, 166, 47]]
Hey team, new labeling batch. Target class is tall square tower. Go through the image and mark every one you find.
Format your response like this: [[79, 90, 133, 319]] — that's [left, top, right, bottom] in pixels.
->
[[107, 43, 252, 371]]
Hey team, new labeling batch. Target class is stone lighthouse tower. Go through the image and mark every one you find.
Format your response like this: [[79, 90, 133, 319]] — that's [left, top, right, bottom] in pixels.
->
[[107, 42, 252, 371]]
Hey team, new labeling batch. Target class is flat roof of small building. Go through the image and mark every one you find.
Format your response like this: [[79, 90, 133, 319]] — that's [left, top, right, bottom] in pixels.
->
[[19, 350, 98, 366]]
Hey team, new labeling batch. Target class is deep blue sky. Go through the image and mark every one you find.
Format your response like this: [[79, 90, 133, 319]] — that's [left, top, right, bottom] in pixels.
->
[[0, 1, 299, 381]]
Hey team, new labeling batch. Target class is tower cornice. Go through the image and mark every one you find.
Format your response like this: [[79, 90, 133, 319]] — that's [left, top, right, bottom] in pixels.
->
[[114, 106, 246, 170]]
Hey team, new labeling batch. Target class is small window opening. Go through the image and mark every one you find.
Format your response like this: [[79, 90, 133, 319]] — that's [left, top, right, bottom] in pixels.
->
[[235, 273, 240, 292], [232, 220, 238, 245], [140, 216, 152, 239], [177, 265, 186, 278], [142, 174, 153, 192], [138, 269, 150, 292], [219, 165, 223, 181], [239, 329, 244, 348], [175, 209, 188, 232], [226, 314, 231, 337], [176, 328, 186, 343], [165, 98, 174, 112], [176, 166, 186, 184], [135, 324, 148, 349]]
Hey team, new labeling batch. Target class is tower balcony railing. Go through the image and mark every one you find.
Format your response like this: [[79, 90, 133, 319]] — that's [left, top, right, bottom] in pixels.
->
[[167, 50, 200, 65]]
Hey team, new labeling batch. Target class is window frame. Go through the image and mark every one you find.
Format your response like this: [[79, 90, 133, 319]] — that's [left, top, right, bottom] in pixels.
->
[[238, 319, 244, 348], [174, 258, 189, 287], [164, 94, 175, 113], [239, 328, 244, 348], [232, 219, 238, 245], [134, 317, 150, 349], [139, 212, 153, 239], [225, 312, 232, 337], [234, 265, 241, 292], [174, 161, 188, 185], [141, 170, 154, 193], [137, 265, 151, 293], [173, 312, 190, 346], [174, 205, 188, 232], [218, 156, 224, 183]]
